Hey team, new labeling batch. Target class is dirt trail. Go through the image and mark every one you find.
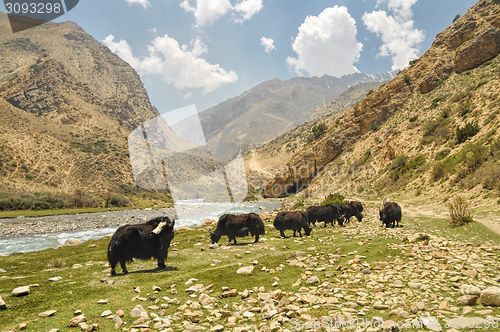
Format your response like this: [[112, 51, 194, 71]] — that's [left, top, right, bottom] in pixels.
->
[[354, 196, 500, 237]]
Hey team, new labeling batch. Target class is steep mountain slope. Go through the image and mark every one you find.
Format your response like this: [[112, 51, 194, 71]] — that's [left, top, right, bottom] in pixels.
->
[[262, 0, 500, 200], [173, 72, 397, 161], [309, 82, 386, 121], [0, 13, 167, 193]]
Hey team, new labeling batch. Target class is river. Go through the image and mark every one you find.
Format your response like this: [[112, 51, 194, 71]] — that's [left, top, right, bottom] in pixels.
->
[[0, 200, 282, 256]]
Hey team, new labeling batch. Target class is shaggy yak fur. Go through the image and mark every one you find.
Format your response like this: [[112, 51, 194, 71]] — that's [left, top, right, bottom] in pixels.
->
[[209, 213, 265, 245], [107, 216, 175, 275], [273, 211, 311, 237]]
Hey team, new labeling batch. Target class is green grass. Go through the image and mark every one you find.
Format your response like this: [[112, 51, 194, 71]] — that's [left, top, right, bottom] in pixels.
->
[[0, 206, 134, 219], [0, 211, 499, 331]]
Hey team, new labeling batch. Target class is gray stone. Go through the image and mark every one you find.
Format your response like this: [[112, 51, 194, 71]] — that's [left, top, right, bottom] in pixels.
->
[[0, 296, 6, 310], [306, 276, 320, 284], [12, 286, 30, 296], [39, 310, 57, 317], [56, 238, 81, 248], [101, 310, 112, 317], [457, 295, 478, 306], [237, 266, 254, 274], [479, 287, 500, 306], [460, 284, 481, 296]]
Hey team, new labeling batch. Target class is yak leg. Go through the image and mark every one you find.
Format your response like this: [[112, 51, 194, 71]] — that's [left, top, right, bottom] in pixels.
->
[[280, 230, 287, 238], [254, 233, 260, 243], [298, 229, 302, 237], [120, 260, 128, 275]]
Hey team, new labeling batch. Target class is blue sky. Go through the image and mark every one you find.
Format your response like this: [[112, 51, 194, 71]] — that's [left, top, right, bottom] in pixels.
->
[[1, 0, 478, 119]]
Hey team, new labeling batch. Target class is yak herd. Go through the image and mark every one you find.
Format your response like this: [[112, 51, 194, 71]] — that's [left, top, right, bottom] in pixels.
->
[[107, 200, 402, 275]]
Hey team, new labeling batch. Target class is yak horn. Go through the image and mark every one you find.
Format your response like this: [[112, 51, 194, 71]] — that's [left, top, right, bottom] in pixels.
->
[[152, 221, 167, 235]]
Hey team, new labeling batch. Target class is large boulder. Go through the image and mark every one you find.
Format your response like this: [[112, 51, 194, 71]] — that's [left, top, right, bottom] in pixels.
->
[[479, 287, 500, 306]]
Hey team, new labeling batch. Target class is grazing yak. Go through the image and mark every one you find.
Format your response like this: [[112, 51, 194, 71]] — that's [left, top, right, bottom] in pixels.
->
[[379, 202, 402, 228], [350, 201, 363, 213], [273, 211, 311, 238], [107, 216, 175, 275], [338, 202, 363, 223], [209, 213, 265, 245], [306, 204, 344, 227]]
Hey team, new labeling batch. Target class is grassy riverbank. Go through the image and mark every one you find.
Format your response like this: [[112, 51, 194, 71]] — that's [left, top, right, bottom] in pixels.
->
[[0, 206, 499, 331]]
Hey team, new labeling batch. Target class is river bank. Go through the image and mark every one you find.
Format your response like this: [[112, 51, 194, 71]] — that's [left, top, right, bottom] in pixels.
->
[[0, 200, 283, 255]]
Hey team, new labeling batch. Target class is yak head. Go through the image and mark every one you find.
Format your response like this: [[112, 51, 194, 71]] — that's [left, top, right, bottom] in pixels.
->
[[208, 230, 221, 244], [379, 208, 384, 221], [151, 217, 175, 237]]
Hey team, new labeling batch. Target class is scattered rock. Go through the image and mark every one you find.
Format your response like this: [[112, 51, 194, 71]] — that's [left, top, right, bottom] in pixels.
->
[[0, 296, 6, 310], [12, 286, 30, 296], [39, 310, 57, 318], [56, 238, 81, 248], [479, 287, 500, 306], [457, 295, 478, 306], [237, 266, 254, 274], [460, 284, 481, 296]]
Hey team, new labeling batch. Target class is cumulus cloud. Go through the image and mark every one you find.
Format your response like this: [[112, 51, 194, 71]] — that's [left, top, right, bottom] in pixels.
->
[[234, 0, 263, 23], [103, 35, 238, 94], [125, 0, 151, 9], [286, 6, 363, 77], [260, 37, 275, 53], [148, 27, 157, 34], [362, 0, 424, 70], [180, 0, 232, 27]]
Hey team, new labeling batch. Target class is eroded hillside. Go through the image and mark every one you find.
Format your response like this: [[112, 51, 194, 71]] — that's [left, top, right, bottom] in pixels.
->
[[0, 13, 161, 193], [261, 0, 500, 203]]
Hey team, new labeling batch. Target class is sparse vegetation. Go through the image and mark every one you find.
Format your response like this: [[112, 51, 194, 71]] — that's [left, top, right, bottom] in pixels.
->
[[409, 115, 418, 122], [456, 121, 480, 143], [447, 195, 474, 226], [320, 193, 347, 205], [370, 121, 381, 131], [421, 117, 451, 145]]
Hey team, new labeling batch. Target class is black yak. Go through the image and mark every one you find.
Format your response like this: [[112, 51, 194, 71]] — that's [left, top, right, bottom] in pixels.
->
[[107, 216, 175, 275], [379, 202, 402, 228], [306, 204, 344, 227], [209, 213, 265, 245], [339, 202, 363, 223], [273, 211, 311, 238], [350, 201, 363, 213]]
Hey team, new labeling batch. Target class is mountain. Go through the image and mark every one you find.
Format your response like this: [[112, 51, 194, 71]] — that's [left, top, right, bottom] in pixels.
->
[[262, 0, 500, 200], [0, 12, 168, 193], [309, 81, 387, 121], [173, 71, 397, 161]]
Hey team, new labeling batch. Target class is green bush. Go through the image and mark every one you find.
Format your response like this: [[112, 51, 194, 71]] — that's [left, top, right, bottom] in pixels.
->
[[409, 115, 418, 122], [456, 122, 480, 143], [321, 193, 347, 206], [366, 90, 375, 96], [453, 14, 461, 23], [421, 117, 451, 145], [441, 107, 451, 118], [370, 121, 381, 131], [106, 193, 130, 207], [435, 149, 451, 161], [457, 102, 472, 117]]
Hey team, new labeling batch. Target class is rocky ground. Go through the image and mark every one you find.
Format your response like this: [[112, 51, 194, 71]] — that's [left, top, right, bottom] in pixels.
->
[[2, 207, 499, 331]]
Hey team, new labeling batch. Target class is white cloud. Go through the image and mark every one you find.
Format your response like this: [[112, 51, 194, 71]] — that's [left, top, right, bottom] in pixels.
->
[[180, 0, 232, 27], [234, 0, 263, 23], [148, 27, 157, 34], [260, 37, 275, 53], [286, 6, 363, 77], [102, 35, 141, 69], [103, 35, 238, 94], [125, 0, 151, 9], [363, 0, 424, 70]]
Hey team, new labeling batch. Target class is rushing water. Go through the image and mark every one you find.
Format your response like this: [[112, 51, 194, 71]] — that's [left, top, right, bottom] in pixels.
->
[[0, 200, 281, 255]]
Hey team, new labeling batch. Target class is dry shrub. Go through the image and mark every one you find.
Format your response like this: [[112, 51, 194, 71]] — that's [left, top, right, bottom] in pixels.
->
[[447, 195, 475, 227], [47, 258, 66, 268]]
